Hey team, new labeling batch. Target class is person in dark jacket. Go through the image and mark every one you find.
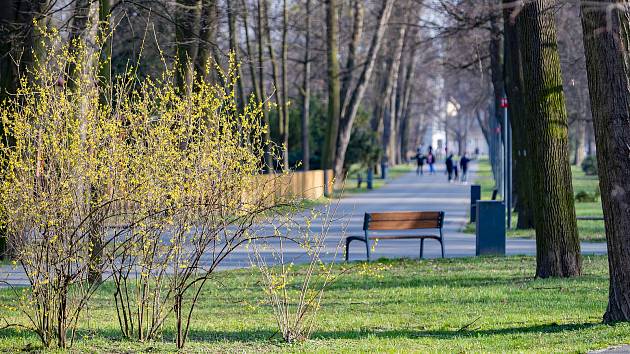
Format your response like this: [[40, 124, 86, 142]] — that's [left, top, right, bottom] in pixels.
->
[[460, 153, 471, 183], [415, 148, 426, 175], [445, 154, 454, 182]]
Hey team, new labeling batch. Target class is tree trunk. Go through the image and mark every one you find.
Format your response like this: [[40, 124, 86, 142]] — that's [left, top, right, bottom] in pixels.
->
[[175, 0, 201, 95], [581, 0, 630, 322], [300, 0, 311, 171], [340, 0, 363, 107], [227, 0, 245, 110], [573, 118, 585, 165], [280, 0, 289, 169], [196, 0, 217, 83], [333, 0, 395, 187], [241, 0, 259, 99], [257, 0, 272, 171], [488, 1, 505, 195], [262, 0, 286, 170], [323, 0, 340, 193], [381, 25, 406, 170], [517, 0, 581, 278], [503, 0, 534, 229]]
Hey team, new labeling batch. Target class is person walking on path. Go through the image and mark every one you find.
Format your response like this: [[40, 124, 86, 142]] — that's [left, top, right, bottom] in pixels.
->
[[415, 148, 426, 175], [427, 146, 435, 174], [445, 154, 454, 182], [460, 153, 471, 183], [427, 152, 435, 174]]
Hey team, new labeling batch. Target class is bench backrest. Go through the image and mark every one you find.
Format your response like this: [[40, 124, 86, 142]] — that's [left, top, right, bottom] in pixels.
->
[[363, 211, 445, 231]]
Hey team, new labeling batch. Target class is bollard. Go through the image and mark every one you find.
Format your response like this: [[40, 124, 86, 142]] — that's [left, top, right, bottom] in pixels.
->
[[470, 185, 481, 223], [380, 161, 388, 179], [476, 200, 505, 256], [367, 168, 373, 189]]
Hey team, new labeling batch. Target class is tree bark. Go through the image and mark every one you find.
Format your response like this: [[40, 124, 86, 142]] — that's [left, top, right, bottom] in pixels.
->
[[241, 0, 260, 100], [227, 0, 245, 110], [517, 0, 581, 278], [175, 0, 201, 95], [340, 0, 363, 107], [503, 0, 534, 229], [581, 0, 630, 322], [195, 0, 217, 83], [280, 0, 289, 169], [261, 0, 286, 169], [332, 0, 395, 187], [382, 25, 406, 167], [257, 0, 272, 170], [398, 37, 417, 162], [323, 0, 341, 193], [488, 1, 505, 195], [573, 118, 585, 165], [300, 0, 311, 171]]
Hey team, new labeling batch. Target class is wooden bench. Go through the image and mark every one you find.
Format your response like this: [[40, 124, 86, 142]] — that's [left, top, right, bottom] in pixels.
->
[[345, 211, 445, 262]]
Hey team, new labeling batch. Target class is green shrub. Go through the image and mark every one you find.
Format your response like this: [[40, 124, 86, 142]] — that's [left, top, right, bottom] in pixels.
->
[[575, 190, 597, 203], [581, 155, 598, 176]]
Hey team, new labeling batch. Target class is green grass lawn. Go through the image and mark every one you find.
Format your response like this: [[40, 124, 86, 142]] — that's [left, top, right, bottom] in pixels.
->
[[466, 160, 605, 242], [338, 163, 414, 195], [0, 256, 628, 352]]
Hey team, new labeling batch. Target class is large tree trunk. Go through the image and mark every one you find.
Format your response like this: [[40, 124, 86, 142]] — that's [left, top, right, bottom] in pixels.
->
[[503, 0, 534, 229], [323, 0, 341, 193], [581, 0, 630, 322], [300, 0, 311, 171], [517, 0, 581, 278], [332, 0, 395, 187]]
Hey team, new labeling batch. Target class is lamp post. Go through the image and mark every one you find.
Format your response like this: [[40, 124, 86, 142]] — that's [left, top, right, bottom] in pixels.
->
[[500, 95, 512, 230]]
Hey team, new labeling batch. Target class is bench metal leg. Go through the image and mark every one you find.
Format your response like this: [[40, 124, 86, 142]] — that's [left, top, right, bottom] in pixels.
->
[[440, 230, 445, 258], [420, 238, 425, 259], [365, 236, 371, 262], [345, 236, 368, 262]]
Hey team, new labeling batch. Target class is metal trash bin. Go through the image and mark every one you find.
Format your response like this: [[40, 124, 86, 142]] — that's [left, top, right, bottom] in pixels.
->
[[470, 185, 481, 223], [476, 200, 505, 256]]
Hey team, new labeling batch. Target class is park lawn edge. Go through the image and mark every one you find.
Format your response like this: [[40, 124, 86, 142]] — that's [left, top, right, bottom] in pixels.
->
[[0, 255, 629, 353]]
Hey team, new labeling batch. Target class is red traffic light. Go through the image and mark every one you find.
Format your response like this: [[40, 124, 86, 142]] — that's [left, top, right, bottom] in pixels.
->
[[500, 97, 508, 108]]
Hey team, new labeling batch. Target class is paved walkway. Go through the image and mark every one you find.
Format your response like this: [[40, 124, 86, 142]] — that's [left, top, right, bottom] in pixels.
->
[[209, 162, 607, 269], [0, 162, 608, 286]]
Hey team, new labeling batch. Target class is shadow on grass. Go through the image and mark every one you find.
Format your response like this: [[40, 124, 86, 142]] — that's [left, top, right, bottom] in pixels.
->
[[310, 322, 602, 341], [0, 321, 604, 347]]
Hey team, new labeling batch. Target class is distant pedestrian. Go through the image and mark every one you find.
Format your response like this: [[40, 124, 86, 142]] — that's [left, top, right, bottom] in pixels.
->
[[427, 148, 435, 175], [460, 153, 471, 183], [445, 154, 454, 182], [415, 148, 426, 175]]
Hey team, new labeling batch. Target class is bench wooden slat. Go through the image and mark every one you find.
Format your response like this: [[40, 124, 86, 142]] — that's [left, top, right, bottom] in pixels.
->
[[367, 234, 440, 240], [367, 220, 440, 230], [367, 211, 442, 222]]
